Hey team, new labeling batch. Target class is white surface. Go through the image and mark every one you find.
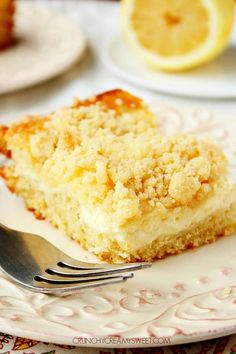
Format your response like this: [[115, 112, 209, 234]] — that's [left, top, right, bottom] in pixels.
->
[[103, 32, 236, 98], [0, 2, 87, 95], [0, 0, 236, 348]]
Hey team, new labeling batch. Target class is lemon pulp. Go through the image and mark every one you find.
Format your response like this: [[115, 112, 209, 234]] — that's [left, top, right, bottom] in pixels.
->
[[122, 0, 235, 71]]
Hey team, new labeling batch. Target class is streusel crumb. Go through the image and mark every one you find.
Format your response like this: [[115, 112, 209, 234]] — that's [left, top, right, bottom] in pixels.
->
[[2, 90, 226, 226]]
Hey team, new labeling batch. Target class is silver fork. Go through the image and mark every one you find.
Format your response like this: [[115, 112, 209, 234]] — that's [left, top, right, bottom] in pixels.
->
[[0, 223, 151, 295]]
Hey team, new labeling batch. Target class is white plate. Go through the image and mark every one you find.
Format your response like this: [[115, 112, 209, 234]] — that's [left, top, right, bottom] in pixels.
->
[[0, 104, 236, 348], [0, 2, 87, 95], [102, 30, 236, 99]]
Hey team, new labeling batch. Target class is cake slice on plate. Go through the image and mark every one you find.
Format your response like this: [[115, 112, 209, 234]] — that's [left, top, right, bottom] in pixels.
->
[[0, 89, 236, 262]]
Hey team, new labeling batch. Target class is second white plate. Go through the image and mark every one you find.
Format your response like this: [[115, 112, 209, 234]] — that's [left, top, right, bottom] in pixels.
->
[[0, 2, 87, 95], [103, 30, 236, 99]]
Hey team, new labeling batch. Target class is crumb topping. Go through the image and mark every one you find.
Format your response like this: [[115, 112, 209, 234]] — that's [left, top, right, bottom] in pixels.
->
[[3, 90, 227, 226], [0, 125, 11, 158]]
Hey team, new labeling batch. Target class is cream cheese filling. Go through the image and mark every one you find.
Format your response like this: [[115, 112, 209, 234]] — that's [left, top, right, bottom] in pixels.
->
[[14, 166, 236, 254], [79, 181, 236, 252]]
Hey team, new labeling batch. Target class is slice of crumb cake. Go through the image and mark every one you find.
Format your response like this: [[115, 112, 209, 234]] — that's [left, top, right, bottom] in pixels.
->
[[0, 89, 236, 262]]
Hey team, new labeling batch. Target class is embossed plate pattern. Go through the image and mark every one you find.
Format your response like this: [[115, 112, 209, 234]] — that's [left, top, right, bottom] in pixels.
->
[[0, 104, 236, 347]]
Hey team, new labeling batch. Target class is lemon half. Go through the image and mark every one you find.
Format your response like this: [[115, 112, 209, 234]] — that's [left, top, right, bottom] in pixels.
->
[[121, 0, 235, 71]]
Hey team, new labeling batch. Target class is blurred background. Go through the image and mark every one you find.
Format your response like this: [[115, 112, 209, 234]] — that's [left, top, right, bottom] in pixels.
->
[[0, 0, 235, 125]]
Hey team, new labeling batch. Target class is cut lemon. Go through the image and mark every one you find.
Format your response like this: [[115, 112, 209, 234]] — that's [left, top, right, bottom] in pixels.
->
[[121, 0, 235, 71]]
